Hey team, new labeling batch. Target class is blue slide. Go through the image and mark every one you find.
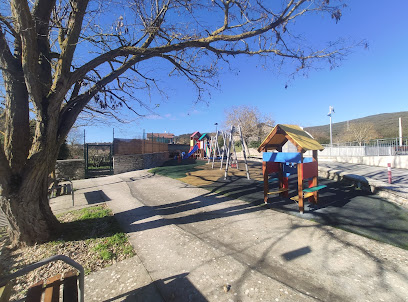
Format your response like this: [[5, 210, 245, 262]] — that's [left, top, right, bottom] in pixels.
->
[[183, 144, 198, 159]]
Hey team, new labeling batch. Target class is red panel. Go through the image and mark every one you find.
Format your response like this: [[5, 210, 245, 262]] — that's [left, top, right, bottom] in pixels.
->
[[300, 161, 318, 180], [266, 162, 281, 174]]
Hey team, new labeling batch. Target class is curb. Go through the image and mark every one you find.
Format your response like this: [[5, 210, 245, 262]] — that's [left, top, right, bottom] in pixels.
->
[[318, 166, 408, 209]]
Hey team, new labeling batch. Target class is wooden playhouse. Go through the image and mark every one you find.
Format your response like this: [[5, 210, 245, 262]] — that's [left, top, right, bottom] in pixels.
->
[[258, 124, 326, 213]]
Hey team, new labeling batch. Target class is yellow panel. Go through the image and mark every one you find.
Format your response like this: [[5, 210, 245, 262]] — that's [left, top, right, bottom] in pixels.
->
[[259, 124, 324, 152], [279, 124, 324, 151]]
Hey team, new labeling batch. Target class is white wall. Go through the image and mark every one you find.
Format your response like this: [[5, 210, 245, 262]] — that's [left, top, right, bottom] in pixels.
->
[[319, 155, 408, 169]]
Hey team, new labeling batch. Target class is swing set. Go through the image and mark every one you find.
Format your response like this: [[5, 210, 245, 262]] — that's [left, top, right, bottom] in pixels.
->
[[207, 125, 251, 180]]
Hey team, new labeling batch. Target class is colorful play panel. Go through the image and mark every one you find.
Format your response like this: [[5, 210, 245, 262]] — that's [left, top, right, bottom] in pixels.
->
[[258, 124, 326, 213]]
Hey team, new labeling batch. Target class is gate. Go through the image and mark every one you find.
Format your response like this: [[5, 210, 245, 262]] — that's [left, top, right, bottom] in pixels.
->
[[85, 143, 113, 178]]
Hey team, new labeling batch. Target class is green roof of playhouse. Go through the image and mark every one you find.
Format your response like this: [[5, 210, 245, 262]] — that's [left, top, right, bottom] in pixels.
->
[[198, 133, 209, 140], [258, 124, 324, 153]]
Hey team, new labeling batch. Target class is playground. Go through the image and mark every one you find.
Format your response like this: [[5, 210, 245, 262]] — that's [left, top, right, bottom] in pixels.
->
[[151, 158, 408, 250], [149, 124, 408, 249], [12, 140, 407, 301]]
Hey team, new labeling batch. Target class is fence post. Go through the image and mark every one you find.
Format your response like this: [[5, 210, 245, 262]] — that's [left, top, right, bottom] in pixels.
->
[[143, 129, 145, 154], [388, 163, 392, 184], [377, 139, 380, 156]]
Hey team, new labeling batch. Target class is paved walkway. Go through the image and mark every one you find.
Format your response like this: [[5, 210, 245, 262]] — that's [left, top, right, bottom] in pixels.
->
[[49, 167, 408, 302], [319, 161, 408, 206]]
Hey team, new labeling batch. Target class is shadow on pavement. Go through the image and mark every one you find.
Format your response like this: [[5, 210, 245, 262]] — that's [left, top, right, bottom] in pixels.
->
[[104, 273, 207, 302], [127, 165, 408, 249], [115, 174, 408, 301], [201, 175, 408, 250], [84, 190, 111, 204]]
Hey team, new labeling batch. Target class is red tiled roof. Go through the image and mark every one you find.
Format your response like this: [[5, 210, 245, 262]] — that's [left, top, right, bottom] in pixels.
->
[[147, 133, 175, 139]]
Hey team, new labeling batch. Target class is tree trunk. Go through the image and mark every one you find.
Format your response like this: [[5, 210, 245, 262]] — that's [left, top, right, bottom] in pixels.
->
[[0, 165, 60, 247]]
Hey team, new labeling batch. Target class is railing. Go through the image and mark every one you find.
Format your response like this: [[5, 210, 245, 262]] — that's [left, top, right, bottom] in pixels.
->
[[321, 137, 408, 156]]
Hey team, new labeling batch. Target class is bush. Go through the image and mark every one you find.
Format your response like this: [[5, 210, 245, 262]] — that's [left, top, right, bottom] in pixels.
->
[[58, 140, 70, 159], [248, 141, 260, 149]]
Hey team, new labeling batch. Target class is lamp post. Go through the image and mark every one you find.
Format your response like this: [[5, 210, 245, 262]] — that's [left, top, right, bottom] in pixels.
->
[[327, 106, 335, 146], [214, 122, 218, 134]]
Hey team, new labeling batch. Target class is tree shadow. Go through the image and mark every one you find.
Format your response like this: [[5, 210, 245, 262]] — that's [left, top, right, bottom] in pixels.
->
[[103, 272, 207, 302], [0, 227, 21, 277], [112, 173, 408, 301], [58, 215, 122, 241]]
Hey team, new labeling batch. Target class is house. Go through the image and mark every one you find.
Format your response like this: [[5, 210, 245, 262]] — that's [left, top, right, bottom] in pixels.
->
[[146, 132, 175, 144]]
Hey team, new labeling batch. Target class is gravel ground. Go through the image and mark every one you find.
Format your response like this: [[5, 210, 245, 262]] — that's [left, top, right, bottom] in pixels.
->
[[0, 204, 134, 301]]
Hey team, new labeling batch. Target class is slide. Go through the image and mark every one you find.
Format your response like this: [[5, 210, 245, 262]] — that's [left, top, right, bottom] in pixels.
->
[[183, 144, 198, 159]]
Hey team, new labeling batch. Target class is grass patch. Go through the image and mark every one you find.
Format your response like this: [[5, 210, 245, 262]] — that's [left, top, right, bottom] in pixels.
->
[[149, 159, 207, 179], [78, 206, 112, 220]]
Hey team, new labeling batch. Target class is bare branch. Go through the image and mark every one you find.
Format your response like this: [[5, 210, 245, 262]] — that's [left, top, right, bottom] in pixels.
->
[[52, 0, 90, 93], [0, 27, 16, 69], [0, 14, 18, 38]]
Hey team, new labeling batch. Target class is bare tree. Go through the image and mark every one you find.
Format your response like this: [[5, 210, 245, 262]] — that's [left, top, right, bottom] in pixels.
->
[[0, 0, 355, 246], [224, 105, 274, 143], [336, 122, 379, 145]]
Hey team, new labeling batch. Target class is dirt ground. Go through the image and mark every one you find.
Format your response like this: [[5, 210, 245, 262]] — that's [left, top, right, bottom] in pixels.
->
[[178, 159, 264, 186]]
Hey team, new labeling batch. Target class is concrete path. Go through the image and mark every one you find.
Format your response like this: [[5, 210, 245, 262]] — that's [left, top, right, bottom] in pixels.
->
[[62, 171, 408, 302]]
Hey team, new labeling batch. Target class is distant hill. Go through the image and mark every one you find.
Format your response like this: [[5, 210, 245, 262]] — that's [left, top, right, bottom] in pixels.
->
[[304, 111, 408, 144]]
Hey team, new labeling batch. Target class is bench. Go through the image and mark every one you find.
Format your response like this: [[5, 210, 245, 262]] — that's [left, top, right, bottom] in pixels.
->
[[0, 255, 84, 302], [290, 185, 327, 201], [268, 188, 289, 195], [48, 177, 75, 207]]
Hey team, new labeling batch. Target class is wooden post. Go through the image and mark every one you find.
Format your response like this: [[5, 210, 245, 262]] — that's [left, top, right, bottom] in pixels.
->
[[297, 148, 304, 213], [263, 161, 269, 203], [310, 150, 319, 203], [142, 129, 145, 154]]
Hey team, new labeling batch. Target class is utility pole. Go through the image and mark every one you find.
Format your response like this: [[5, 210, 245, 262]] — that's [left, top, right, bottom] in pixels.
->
[[328, 106, 335, 146]]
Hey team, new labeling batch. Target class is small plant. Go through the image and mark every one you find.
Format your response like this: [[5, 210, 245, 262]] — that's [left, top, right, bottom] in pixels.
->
[[94, 243, 114, 260], [92, 232, 134, 261], [78, 207, 111, 220]]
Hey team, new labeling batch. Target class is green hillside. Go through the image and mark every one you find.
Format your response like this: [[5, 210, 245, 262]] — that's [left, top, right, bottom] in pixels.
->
[[304, 111, 408, 144]]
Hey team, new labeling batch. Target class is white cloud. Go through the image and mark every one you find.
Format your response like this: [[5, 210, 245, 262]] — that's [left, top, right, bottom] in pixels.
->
[[145, 114, 163, 120]]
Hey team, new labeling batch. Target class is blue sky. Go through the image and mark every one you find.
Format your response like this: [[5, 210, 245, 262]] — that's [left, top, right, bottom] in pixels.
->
[[83, 1, 408, 142]]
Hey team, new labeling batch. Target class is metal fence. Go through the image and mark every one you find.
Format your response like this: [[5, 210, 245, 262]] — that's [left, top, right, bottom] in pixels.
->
[[321, 137, 408, 157]]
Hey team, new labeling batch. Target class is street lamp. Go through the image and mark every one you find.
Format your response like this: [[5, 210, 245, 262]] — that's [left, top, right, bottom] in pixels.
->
[[327, 106, 335, 146]]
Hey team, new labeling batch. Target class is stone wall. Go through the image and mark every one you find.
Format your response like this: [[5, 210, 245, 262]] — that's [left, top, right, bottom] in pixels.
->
[[55, 159, 85, 180], [113, 152, 169, 174]]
